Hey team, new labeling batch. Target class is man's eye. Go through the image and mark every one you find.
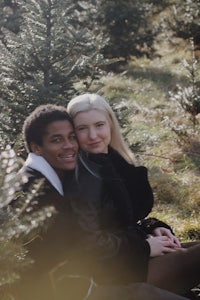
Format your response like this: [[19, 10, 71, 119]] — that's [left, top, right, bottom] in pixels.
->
[[52, 138, 61, 143]]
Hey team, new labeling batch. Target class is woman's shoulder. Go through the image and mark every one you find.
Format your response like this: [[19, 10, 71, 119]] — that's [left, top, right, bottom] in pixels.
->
[[108, 147, 148, 174]]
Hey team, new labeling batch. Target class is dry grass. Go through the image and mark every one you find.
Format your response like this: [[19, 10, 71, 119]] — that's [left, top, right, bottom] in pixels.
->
[[94, 38, 200, 242]]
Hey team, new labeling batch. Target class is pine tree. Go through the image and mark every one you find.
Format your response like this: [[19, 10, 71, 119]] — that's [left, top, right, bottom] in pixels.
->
[[0, 0, 108, 143], [95, 0, 155, 61], [0, 0, 21, 35], [169, 0, 200, 47], [0, 145, 56, 298]]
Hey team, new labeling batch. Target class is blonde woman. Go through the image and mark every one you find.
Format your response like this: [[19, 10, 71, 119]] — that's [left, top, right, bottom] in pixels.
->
[[67, 93, 200, 297]]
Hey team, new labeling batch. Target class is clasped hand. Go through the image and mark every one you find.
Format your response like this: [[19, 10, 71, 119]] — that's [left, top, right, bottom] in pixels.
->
[[147, 227, 182, 257]]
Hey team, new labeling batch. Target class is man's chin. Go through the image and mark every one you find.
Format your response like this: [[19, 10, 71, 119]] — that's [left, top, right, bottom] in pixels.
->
[[63, 163, 76, 171]]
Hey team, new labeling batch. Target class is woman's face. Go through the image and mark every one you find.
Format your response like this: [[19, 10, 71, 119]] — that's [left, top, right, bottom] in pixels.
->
[[73, 109, 111, 154]]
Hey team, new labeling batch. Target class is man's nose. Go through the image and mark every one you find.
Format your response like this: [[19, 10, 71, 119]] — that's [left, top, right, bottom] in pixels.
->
[[63, 139, 73, 148]]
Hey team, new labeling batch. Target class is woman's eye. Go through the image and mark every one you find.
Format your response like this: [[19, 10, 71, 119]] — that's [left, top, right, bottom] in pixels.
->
[[76, 127, 86, 131], [97, 122, 104, 127]]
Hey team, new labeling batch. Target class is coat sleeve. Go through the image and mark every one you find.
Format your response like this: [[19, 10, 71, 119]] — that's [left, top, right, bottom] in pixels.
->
[[138, 217, 174, 235], [79, 220, 151, 282], [76, 203, 150, 283], [70, 199, 151, 283]]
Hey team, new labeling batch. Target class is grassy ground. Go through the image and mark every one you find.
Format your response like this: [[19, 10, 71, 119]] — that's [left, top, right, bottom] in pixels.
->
[[89, 37, 200, 242]]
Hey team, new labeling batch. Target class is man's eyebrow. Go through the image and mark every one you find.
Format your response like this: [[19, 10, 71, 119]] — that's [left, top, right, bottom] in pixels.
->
[[49, 133, 62, 138]]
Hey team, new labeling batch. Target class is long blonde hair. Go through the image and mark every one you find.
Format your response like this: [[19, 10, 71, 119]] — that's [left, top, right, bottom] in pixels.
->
[[67, 93, 135, 164]]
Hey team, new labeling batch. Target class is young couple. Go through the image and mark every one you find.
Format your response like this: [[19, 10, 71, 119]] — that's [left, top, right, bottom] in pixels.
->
[[15, 94, 199, 300]]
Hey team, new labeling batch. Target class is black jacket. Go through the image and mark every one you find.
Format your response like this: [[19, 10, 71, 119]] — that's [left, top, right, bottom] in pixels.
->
[[64, 148, 158, 284], [18, 165, 76, 270]]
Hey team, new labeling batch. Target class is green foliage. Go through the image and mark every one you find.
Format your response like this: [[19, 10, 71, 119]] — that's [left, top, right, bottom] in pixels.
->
[[170, 82, 200, 127], [0, 145, 56, 296], [0, 0, 108, 143], [97, 0, 155, 61], [169, 0, 200, 44], [0, 0, 21, 35], [169, 41, 200, 129], [0, 0, 180, 144]]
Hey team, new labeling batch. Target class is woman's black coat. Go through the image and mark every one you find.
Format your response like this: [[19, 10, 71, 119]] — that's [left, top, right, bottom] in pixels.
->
[[68, 147, 173, 285]]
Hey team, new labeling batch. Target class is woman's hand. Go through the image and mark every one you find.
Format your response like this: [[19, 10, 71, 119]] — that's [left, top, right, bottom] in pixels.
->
[[151, 227, 181, 248], [146, 235, 180, 257]]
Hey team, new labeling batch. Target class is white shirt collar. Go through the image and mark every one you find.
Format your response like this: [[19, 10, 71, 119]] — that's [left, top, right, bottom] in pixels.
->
[[24, 153, 64, 196]]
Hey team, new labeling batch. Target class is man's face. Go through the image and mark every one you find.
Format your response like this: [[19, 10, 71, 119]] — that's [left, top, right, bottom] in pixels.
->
[[31, 120, 78, 178]]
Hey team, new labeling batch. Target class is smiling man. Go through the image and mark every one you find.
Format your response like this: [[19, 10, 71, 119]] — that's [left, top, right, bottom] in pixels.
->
[[13, 104, 79, 300], [18, 103, 79, 258], [21, 104, 78, 191]]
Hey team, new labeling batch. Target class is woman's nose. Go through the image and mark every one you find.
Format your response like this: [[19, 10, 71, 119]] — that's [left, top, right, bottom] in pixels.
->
[[88, 128, 97, 139]]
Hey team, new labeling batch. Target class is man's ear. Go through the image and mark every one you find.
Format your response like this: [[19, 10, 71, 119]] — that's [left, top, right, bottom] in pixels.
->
[[30, 142, 41, 155]]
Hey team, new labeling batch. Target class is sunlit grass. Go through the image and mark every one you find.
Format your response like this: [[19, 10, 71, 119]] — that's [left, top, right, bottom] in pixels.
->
[[97, 41, 200, 241]]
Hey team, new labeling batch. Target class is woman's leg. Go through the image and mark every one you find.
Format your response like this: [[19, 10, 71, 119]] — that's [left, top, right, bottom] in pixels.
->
[[147, 243, 200, 295], [181, 240, 200, 248], [87, 283, 190, 300]]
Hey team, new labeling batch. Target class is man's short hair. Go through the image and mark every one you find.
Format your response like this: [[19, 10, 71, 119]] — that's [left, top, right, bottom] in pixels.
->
[[23, 104, 73, 152]]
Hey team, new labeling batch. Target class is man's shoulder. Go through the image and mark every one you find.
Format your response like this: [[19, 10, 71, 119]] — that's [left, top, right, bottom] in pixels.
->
[[19, 165, 62, 200], [19, 165, 44, 180], [19, 165, 45, 191]]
